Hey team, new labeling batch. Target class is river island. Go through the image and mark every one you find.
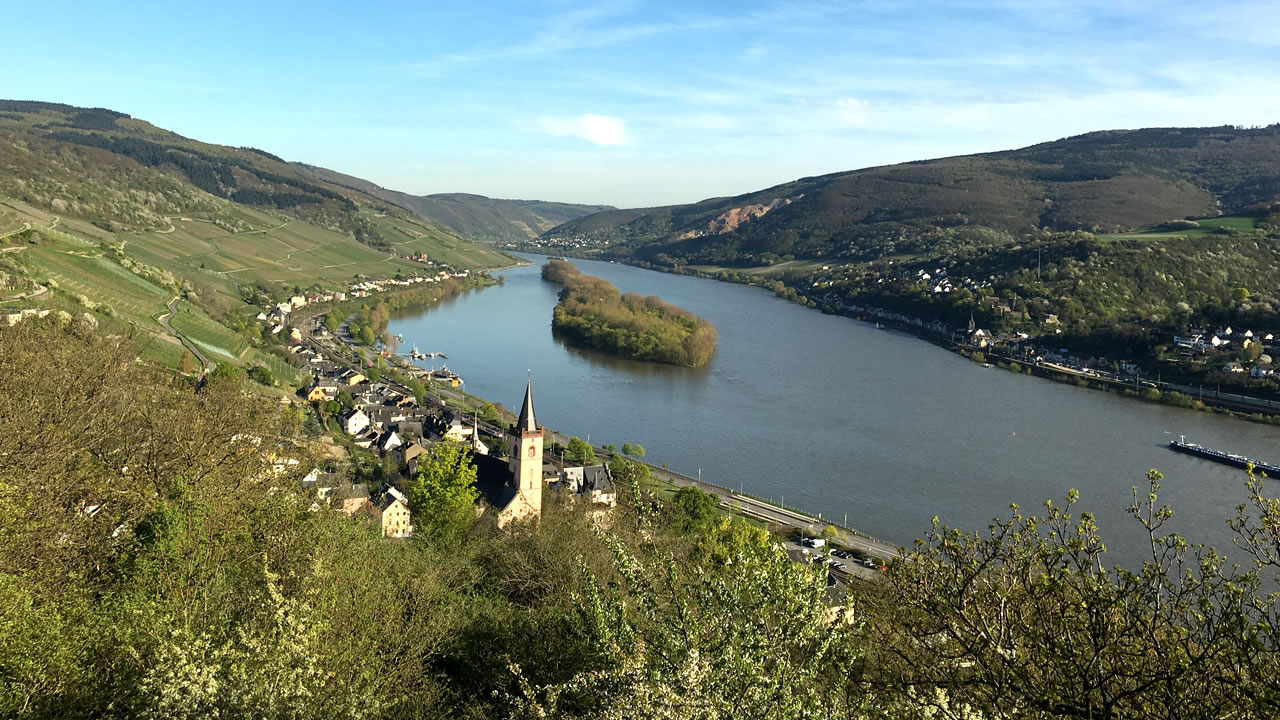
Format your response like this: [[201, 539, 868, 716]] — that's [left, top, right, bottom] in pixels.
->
[[542, 259, 718, 367]]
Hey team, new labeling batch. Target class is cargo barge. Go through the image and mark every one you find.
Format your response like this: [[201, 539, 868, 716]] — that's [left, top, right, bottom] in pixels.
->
[[1168, 436, 1280, 475]]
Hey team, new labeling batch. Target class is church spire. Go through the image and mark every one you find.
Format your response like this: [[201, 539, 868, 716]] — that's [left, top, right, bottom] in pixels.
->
[[516, 379, 537, 434]]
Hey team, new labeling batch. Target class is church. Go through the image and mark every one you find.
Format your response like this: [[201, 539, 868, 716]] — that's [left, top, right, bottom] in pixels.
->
[[472, 380, 545, 528]]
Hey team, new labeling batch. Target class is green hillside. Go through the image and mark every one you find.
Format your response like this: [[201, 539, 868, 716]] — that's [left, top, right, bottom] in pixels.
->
[[544, 124, 1280, 266], [0, 100, 516, 378], [531, 124, 1280, 390], [293, 163, 613, 243]]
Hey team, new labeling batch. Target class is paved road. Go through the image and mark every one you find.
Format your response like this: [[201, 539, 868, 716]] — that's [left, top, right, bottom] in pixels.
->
[[158, 297, 213, 374]]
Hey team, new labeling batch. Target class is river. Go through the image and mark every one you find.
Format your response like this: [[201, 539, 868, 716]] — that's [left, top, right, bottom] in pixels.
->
[[390, 253, 1280, 563]]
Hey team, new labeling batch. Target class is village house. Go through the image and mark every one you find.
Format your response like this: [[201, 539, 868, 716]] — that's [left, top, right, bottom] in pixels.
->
[[561, 464, 618, 507], [400, 442, 427, 475], [378, 430, 403, 455], [333, 483, 373, 517], [439, 413, 474, 442], [393, 420, 424, 442], [376, 485, 413, 537], [343, 408, 370, 436]]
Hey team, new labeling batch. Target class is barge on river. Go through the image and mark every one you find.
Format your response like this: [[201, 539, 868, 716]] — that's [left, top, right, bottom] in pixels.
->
[[1168, 436, 1280, 475]]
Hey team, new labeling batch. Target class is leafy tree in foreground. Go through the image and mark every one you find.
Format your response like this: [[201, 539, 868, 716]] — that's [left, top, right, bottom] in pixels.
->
[[408, 441, 479, 544], [862, 470, 1271, 720], [507, 517, 864, 719]]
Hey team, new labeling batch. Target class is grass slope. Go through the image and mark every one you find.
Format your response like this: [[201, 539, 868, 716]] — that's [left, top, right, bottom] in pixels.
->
[[0, 100, 515, 379]]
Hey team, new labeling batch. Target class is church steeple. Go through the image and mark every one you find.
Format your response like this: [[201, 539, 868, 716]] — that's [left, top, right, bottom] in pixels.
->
[[504, 378, 544, 526], [516, 380, 537, 434]]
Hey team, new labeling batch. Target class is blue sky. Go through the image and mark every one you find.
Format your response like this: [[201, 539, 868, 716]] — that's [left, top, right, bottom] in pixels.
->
[[7, 1, 1280, 207]]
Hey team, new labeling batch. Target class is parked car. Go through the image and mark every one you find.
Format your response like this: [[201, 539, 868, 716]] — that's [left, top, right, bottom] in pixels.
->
[[862, 557, 879, 568]]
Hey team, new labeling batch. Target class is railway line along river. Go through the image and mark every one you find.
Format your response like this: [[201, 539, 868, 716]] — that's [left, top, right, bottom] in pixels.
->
[[390, 253, 1280, 564]]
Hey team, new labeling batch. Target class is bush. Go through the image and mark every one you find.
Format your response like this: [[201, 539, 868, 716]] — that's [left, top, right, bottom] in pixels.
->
[[247, 366, 274, 387]]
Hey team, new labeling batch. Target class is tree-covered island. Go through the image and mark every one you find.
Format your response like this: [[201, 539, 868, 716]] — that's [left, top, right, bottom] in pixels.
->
[[542, 259, 718, 367]]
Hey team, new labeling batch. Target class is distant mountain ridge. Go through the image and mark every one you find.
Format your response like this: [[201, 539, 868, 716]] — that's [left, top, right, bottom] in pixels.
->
[[292, 163, 613, 243], [544, 124, 1280, 266]]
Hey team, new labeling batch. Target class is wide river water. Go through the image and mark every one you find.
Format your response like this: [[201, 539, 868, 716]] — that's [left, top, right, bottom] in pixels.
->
[[391, 253, 1280, 563]]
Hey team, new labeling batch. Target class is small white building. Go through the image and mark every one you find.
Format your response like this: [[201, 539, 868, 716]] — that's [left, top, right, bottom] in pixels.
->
[[343, 408, 370, 436]]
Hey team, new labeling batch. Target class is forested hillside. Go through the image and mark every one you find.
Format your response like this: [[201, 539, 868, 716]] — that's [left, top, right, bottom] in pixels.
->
[[294, 162, 613, 243], [543, 124, 1280, 266]]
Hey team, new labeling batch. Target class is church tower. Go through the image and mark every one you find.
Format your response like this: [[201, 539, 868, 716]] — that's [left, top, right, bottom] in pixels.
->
[[505, 380, 544, 523]]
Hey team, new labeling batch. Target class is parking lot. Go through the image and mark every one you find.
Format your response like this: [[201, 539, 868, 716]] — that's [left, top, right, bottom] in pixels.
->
[[783, 536, 887, 587]]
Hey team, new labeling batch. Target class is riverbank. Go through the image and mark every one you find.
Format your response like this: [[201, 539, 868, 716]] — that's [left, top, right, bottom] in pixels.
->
[[301, 283, 896, 558]]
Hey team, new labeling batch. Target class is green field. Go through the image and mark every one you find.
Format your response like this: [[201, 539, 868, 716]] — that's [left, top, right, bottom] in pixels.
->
[[26, 244, 170, 326], [1099, 214, 1263, 242], [687, 258, 829, 278]]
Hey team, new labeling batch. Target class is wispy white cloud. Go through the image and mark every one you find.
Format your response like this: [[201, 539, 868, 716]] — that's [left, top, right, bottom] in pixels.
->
[[835, 98, 871, 127], [537, 113, 629, 146]]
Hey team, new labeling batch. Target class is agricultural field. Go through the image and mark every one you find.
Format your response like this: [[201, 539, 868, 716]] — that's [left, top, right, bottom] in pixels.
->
[[689, 258, 838, 278], [24, 239, 170, 327], [1098, 214, 1263, 242], [1, 189, 511, 381], [117, 207, 512, 304]]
